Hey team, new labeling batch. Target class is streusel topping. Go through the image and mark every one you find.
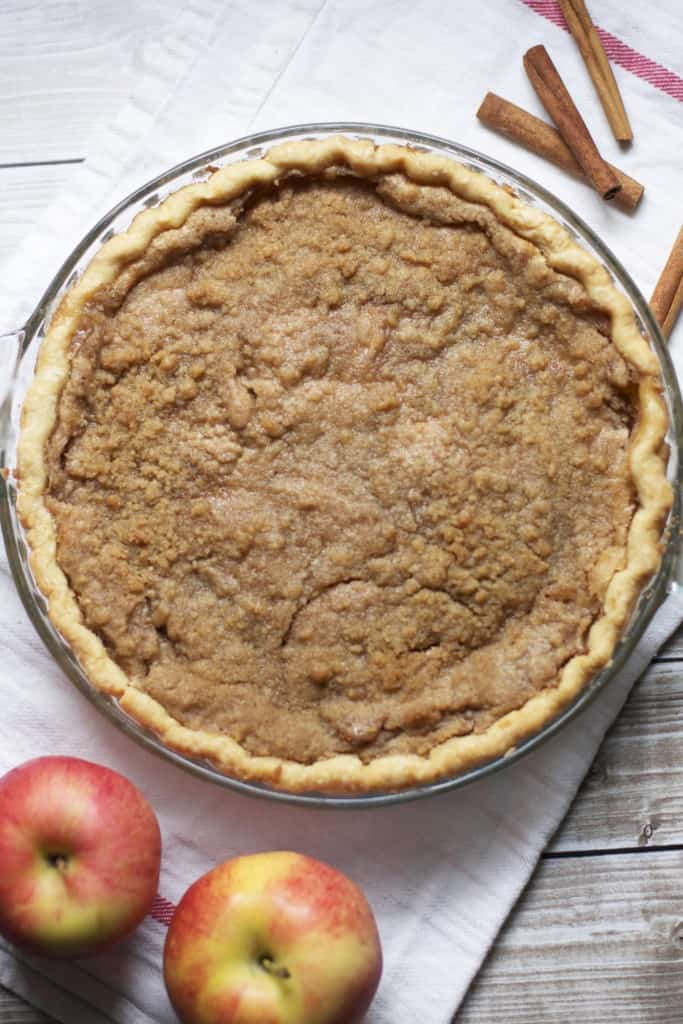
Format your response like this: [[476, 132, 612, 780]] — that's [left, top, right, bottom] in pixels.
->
[[45, 174, 636, 762]]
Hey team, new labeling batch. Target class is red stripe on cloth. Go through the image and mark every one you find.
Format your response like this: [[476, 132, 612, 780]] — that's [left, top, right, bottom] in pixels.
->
[[521, 0, 683, 102], [150, 893, 177, 927], [522, 0, 566, 29]]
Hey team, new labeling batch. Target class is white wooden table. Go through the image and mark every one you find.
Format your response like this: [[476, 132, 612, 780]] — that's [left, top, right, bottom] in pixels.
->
[[2, 2, 683, 1021]]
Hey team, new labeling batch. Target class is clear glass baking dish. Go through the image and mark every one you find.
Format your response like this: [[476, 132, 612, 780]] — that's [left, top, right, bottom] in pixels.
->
[[1, 122, 681, 808]]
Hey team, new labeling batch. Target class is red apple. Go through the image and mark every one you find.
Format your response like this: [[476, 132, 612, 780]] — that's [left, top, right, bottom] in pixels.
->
[[0, 756, 161, 957], [164, 851, 382, 1024]]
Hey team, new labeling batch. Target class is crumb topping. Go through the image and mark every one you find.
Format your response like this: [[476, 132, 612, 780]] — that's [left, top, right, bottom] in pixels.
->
[[44, 174, 637, 762]]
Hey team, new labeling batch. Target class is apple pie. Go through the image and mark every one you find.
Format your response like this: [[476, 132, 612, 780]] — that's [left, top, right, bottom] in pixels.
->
[[17, 136, 672, 793]]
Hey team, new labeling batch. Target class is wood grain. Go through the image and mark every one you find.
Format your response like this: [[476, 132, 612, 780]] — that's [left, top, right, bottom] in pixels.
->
[[457, 850, 683, 1022], [0, 0, 166, 163], [0, 993, 47, 1023], [0, 164, 79, 271], [550, 663, 683, 851], [656, 629, 683, 661]]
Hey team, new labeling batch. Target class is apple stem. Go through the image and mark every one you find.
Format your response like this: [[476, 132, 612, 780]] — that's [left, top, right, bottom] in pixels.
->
[[47, 853, 68, 872], [259, 956, 291, 980]]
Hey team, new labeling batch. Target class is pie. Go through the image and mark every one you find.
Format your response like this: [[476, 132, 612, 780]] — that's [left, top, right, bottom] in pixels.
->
[[17, 136, 672, 794]]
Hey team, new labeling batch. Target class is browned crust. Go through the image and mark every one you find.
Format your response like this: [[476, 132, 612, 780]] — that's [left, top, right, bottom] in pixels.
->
[[17, 136, 673, 794]]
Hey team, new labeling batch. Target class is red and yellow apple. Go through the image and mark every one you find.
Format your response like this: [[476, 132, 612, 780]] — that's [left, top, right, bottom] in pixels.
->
[[0, 756, 161, 957], [164, 851, 382, 1024]]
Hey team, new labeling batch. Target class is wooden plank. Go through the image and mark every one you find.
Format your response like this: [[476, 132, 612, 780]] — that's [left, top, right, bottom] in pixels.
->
[[549, 661, 683, 851], [457, 850, 683, 1023], [656, 621, 683, 661], [0, 164, 79, 273], [0, 991, 46, 1023], [0, 0, 166, 163]]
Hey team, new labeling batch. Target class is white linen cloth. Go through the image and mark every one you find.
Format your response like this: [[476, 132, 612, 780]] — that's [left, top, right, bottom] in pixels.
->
[[1, 1, 682, 1021]]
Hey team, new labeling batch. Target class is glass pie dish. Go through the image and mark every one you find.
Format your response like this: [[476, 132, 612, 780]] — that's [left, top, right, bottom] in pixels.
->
[[1, 122, 682, 807]]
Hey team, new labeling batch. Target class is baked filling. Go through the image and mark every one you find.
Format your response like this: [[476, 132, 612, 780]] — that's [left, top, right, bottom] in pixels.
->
[[19, 138, 671, 791]]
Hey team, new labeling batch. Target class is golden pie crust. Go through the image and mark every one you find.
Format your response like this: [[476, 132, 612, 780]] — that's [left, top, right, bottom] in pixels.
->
[[17, 136, 672, 793]]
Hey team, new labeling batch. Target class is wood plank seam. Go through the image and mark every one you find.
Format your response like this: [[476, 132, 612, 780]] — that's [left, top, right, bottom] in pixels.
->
[[544, 843, 683, 859], [0, 159, 85, 170]]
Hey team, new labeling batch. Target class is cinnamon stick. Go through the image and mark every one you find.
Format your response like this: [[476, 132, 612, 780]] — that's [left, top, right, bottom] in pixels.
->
[[559, 0, 633, 142], [662, 279, 683, 338], [523, 44, 621, 200], [650, 226, 683, 338], [477, 93, 643, 212]]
